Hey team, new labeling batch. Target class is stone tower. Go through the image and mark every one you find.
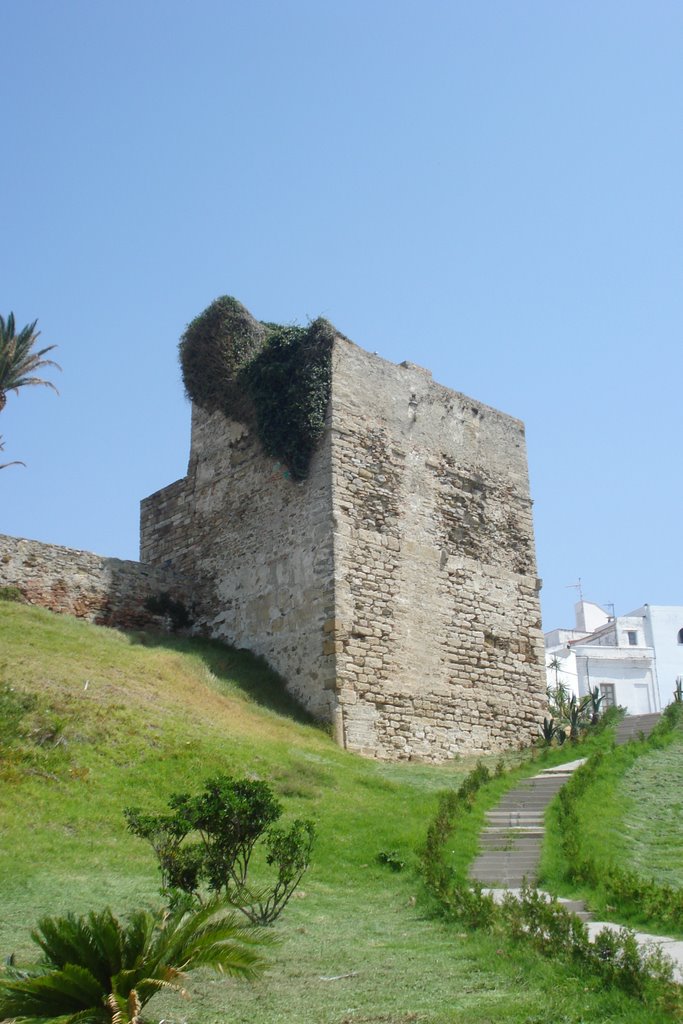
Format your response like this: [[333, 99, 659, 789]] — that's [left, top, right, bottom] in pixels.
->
[[141, 328, 546, 760]]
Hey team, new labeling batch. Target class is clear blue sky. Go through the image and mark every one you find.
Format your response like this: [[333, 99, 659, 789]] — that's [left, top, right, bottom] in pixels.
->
[[2, 1, 681, 631]]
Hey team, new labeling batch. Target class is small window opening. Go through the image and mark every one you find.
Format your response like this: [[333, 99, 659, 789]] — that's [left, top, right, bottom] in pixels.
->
[[678, 628, 683, 644], [627, 630, 638, 646], [600, 684, 616, 708]]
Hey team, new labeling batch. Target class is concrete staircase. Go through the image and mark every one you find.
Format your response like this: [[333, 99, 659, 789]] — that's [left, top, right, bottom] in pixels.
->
[[468, 714, 683, 968], [469, 713, 662, 892], [615, 712, 662, 744], [470, 760, 583, 892]]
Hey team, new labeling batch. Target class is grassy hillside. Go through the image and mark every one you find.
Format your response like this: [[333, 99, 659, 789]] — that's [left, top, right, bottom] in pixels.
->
[[0, 604, 677, 1023], [616, 732, 683, 887]]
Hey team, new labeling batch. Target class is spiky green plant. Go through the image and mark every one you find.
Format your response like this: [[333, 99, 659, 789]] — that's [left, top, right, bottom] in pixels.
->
[[674, 677, 683, 704], [588, 685, 605, 725], [0, 899, 268, 1023], [568, 694, 591, 742], [540, 716, 557, 746], [0, 313, 60, 413]]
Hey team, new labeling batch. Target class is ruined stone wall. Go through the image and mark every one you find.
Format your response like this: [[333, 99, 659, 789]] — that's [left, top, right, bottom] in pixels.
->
[[141, 406, 337, 719], [328, 340, 546, 759], [140, 333, 547, 760], [0, 534, 199, 630]]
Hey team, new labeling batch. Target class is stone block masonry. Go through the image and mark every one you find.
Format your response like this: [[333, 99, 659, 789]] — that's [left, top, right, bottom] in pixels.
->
[[141, 407, 337, 720], [141, 332, 547, 760], [0, 534, 202, 631]]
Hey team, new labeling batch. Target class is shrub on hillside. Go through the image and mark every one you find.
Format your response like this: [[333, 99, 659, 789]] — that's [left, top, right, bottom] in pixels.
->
[[125, 774, 315, 925]]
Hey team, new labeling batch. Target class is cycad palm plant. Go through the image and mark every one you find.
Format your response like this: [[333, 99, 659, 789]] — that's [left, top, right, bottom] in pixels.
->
[[0, 899, 268, 1024], [0, 312, 60, 413]]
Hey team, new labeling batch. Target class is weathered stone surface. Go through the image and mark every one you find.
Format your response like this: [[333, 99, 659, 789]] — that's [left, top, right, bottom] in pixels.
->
[[0, 534, 203, 630], [140, 334, 547, 760]]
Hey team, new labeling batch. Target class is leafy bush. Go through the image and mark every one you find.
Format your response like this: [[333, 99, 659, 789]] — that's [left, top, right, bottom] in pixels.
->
[[420, 761, 490, 901], [125, 774, 315, 924], [499, 884, 675, 999], [377, 849, 406, 872], [0, 586, 24, 602]]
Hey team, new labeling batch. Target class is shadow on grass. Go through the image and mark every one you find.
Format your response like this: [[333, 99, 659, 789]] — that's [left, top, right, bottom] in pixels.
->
[[126, 629, 320, 728]]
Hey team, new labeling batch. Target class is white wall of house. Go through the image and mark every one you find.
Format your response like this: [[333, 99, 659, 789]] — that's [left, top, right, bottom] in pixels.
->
[[545, 643, 579, 698], [575, 601, 610, 634], [545, 600, 683, 715], [573, 645, 657, 714], [637, 605, 683, 706]]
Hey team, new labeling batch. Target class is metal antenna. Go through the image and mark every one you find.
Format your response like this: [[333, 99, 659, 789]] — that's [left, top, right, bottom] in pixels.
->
[[566, 577, 584, 601]]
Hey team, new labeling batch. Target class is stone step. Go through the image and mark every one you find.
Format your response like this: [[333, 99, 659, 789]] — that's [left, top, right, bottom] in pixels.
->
[[479, 835, 542, 846], [497, 788, 559, 794], [487, 801, 550, 810], [519, 776, 570, 786], [616, 713, 661, 744], [557, 898, 592, 921], [504, 794, 564, 802], [470, 750, 590, 892], [537, 759, 587, 774], [474, 852, 541, 863], [479, 843, 542, 854], [486, 808, 546, 815], [493, 802, 553, 811], [485, 815, 545, 825], [480, 824, 544, 832], [475, 876, 536, 888]]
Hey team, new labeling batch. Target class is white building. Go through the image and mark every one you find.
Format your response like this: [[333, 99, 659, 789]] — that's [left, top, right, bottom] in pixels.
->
[[545, 601, 683, 715]]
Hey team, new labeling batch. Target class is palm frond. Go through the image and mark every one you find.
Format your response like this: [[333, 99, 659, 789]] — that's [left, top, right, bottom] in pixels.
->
[[0, 963, 105, 1019], [3, 900, 268, 1022], [0, 311, 61, 409]]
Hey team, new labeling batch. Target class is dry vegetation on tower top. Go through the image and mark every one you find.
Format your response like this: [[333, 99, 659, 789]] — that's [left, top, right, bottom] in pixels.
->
[[179, 296, 335, 479]]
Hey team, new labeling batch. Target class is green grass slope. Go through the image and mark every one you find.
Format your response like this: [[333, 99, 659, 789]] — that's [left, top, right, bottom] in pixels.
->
[[616, 731, 683, 887], [0, 604, 677, 1024]]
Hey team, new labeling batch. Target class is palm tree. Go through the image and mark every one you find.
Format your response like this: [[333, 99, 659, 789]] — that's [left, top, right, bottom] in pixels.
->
[[0, 312, 60, 413], [0, 436, 24, 469], [0, 899, 269, 1024], [547, 655, 562, 689]]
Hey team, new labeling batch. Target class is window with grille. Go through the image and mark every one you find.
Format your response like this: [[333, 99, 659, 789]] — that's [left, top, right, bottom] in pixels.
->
[[600, 684, 616, 708]]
